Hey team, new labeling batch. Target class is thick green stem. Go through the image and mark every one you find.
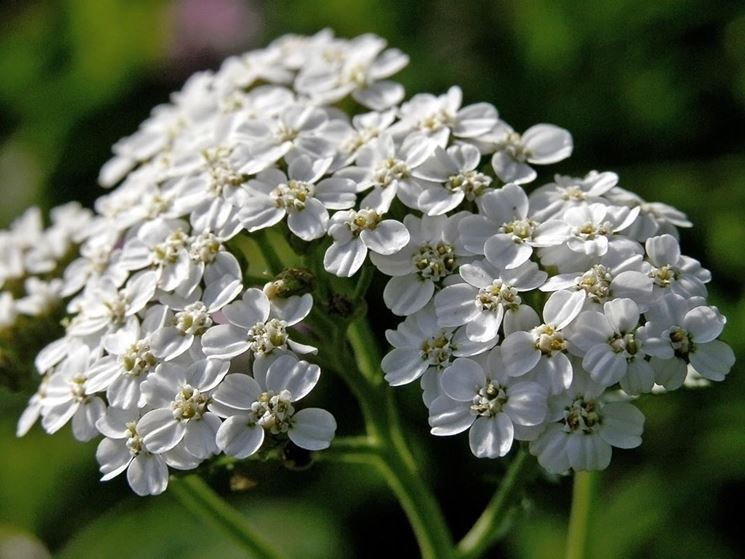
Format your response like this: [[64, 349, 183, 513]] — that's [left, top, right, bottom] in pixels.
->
[[169, 475, 284, 559], [565, 470, 598, 559], [457, 446, 533, 559], [345, 319, 454, 559]]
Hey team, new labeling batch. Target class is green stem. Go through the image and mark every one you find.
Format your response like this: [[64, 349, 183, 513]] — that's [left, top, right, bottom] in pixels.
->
[[169, 475, 284, 559], [345, 319, 454, 559], [253, 230, 285, 275], [457, 446, 533, 559], [565, 470, 597, 559], [315, 435, 381, 465], [352, 264, 374, 303]]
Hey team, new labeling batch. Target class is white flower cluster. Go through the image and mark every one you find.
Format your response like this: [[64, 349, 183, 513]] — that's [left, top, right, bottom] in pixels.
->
[[10, 30, 734, 493], [379, 174, 735, 472], [0, 203, 92, 329]]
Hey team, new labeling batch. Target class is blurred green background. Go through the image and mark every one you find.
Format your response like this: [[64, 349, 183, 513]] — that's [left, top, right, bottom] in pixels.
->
[[1, 1, 744, 558]]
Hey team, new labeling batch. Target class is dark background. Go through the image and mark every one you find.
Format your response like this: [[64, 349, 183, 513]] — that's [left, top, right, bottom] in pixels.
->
[[1, 1, 744, 557]]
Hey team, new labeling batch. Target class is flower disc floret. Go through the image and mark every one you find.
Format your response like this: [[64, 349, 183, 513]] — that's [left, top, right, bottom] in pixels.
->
[[413, 242, 456, 282]]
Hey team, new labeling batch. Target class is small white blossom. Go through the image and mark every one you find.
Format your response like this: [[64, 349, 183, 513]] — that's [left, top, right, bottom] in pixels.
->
[[429, 352, 547, 458], [530, 369, 644, 473]]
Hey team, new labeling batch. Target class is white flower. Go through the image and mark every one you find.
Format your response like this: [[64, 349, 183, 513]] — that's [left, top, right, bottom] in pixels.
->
[[341, 133, 438, 213], [539, 253, 653, 312], [201, 288, 315, 360], [434, 259, 546, 342], [149, 297, 221, 362], [217, 48, 294, 92], [324, 209, 410, 277], [118, 218, 193, 291], [604, 186, 692, 241], [239, 155, 356, 241], [413, 144, 493, 215], [99, 71, 218, 187], [459, 183, 540, 268], [336, 109, 397, 166], [138, 358, 229, 459], [85, 307, 168, 408], [533, 203, 640, 266], [392, 86, 498, 147], [489, 123, 573, 184], [530, 369, 644, 473], [566, 298, 653, 391], [212, 354, 336, 457], [238, 104, 338, 166], [529, 171, 618, 222], [370, 213, 469, 316], [500, 290, 586, 394], [644, 234, 710, 299], [62, 237, 127, 297], [429, 352, 547, 458], [95, 407, 170, 496], [639, 294, 734, 388], [40, 345, 106, 441], [66, 271, 157, 337], [381, 304, 495, 396], [295, 33, 409, 110]]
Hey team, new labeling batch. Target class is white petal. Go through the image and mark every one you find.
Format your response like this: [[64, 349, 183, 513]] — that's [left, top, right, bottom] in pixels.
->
[[440, 358, 485, 401], [683, 306, 724, 343], [434, 284, 480, 327], [211, 374, 263, 414], [566, 433, 611, 471], [383, 276, 434, 316], [288, 408, 337, 450], [266, 355, 320, 401], [428, 396, 474, 435], [619, 359, 655, 395], [523, 124, 573, 164], [353, 80, 405, 111], [501, 331, 541, 376], [324, 239, 368, 278], [544, 289, 585, 330], [183, 414, 221, 459], [357, 223, 406, 257], [645, 234, 680, 266], [287, 198, 329, 241], [140, 408, 185, 453], [97, 438, 132, 481], [504, 382, 547, 426], [459, 215, 498, 254], [465, 310, 502, 343], [491, 152, 536, 185], [599, 402, 644, 449], [689, 340, 735, 381], [127, 454, 169, 496], [381, 348, 429, 386], [150, 327, 193, 361], [603, 298, 640, 333], [651, 356, 687, 390], [469, 415, 514, 458], [530, 424, 570, 474], [216, 416, 265, 458], [583, 345, 627, 387], [72, 398, 106, 442], [201, 324, 250, 359]]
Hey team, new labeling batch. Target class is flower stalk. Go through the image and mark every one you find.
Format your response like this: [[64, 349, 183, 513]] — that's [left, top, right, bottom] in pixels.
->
[[565, 470, 598, 559], [169, 474, 285, 559]]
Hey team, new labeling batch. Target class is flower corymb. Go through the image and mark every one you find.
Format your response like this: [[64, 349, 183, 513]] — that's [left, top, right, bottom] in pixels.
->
[[3, 29, 733, 507]]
